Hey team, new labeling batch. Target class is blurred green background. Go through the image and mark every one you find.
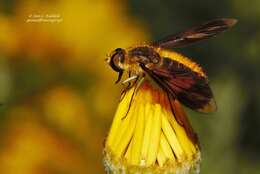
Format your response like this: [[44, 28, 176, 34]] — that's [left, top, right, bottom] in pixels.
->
[[0, 0, 259, 173]]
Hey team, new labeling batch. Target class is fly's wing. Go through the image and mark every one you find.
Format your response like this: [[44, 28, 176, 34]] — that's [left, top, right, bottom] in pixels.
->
[[152, 18, 237, 48], [140, 58, 217, 113]]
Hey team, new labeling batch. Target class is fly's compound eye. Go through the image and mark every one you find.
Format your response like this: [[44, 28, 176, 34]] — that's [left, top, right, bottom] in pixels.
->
[[108, 49, 124, 72], [114, 48, 125, 64]]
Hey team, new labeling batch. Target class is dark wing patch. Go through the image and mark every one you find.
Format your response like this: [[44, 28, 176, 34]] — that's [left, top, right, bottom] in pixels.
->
[[141, 58, 217, 113], [152, 18, 237, 48]]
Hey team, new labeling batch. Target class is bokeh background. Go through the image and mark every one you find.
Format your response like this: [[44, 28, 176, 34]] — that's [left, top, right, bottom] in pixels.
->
[[0, 0, 259, 173]]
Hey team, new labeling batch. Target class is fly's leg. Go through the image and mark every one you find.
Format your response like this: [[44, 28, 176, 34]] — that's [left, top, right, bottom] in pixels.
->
[[121, 76, 139, 120], [120, 72, 132, 102]]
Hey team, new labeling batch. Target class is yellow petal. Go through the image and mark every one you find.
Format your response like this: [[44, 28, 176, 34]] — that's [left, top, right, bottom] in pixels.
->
[[104, 80, 201, 174]]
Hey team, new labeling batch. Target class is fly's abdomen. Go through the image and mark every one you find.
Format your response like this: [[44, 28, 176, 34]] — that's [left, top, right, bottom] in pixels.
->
[[156, 48, 206, 77]]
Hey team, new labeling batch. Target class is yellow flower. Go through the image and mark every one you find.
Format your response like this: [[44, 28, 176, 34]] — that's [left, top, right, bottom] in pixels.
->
[[104, 80, 201, 174]]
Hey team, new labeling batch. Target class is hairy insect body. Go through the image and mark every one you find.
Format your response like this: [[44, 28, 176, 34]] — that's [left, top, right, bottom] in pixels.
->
[[124, 46, 161, 75]]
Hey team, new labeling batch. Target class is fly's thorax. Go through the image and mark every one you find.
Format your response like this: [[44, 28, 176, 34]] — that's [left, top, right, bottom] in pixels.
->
[[128, 45, 161, 64], [124, 45, 162, 73]]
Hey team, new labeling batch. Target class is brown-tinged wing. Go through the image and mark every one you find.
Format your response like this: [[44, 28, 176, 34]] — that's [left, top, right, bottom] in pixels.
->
[[171, 99, 199, 144], [140, 58, 217, 113], [152, 18, 237, 48]]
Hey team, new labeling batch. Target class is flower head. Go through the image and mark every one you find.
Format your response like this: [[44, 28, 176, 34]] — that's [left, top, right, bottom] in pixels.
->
[[104, 80, 201, 174]]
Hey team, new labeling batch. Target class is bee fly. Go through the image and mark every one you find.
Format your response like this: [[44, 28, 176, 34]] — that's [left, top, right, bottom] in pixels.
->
[[106, 18, 237, 119]]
